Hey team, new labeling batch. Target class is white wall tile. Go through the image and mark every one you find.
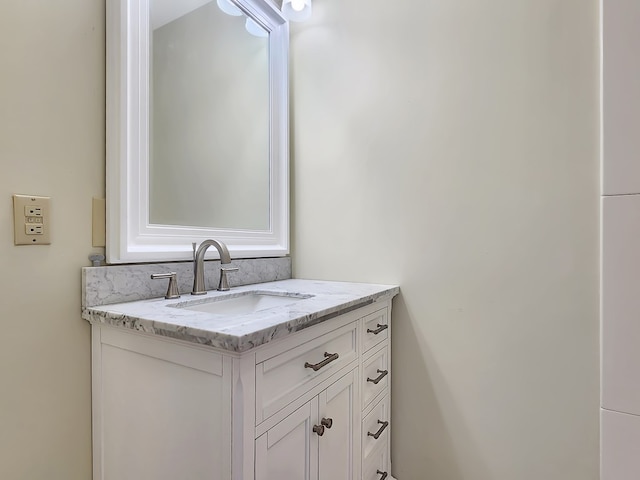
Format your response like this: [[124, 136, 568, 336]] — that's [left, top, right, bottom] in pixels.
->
[[602, 195, 640, 414], [603, 0, 640, 195], [601, 409, 640, 480]]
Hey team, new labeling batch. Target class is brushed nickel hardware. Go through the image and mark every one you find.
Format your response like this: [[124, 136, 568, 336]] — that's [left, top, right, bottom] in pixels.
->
[[191, 239, 235, 295], [367, 369, 388, 385], [218, 266, 239, 291], [367, 420, 389, 440], [312, 424, 325, 436], [321, 417, 333, 429], [377, 470, 388, 480], [304, 352, 339, 371], [151, 272, 180, 299], [367, 324, 388, 335]]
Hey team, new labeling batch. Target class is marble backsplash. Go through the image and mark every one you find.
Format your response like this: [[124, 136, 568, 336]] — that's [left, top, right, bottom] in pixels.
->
[[82, 257, 291, 307]]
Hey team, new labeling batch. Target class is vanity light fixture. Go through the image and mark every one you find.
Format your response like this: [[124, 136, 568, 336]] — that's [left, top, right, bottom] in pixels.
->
[[281, 0, 312, 22], [217, 0, 243, 16]]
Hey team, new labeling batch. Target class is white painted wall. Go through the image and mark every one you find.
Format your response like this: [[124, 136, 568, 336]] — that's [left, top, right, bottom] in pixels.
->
[[0, 1, 104, 478], [290, 1, 600, 478]]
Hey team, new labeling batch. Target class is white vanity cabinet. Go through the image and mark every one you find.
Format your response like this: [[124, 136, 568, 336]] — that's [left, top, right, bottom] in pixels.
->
[[89, 298, 393, 480]]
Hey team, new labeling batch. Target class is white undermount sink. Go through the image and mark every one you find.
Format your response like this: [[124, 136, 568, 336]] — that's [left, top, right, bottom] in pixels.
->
[[172, 291, 313, 316]]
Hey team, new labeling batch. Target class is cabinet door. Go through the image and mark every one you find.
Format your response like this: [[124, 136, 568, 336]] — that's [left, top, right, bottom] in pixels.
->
[[99, 330, 231, 480], [318, 370, 359, 480], [255, 400, 319, 480]]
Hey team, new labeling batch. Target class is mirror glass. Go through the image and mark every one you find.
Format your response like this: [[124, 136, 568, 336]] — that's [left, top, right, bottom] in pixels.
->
[[149, 0, 270, 230], [106, 0, 289, 263]]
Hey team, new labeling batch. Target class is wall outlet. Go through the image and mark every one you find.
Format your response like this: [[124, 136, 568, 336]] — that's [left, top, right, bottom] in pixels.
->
[[13, 194, 51, 245], [25, 224, 44, 235]]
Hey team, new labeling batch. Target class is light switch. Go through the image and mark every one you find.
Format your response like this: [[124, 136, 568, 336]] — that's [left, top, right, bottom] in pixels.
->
[[13, 194, 51, 245]]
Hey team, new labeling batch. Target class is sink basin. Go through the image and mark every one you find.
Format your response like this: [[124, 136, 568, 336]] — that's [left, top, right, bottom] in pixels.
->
[[172, 291, 313, 315]]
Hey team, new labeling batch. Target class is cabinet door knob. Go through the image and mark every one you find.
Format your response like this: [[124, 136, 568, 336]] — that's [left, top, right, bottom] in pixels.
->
[[321, 417, 333, 429], [367, 324, 388, 335], [367, 420, 389, 440], [367, 369, 388, 385], [304, 352, 339, 371], [377, 470, 388, 480], [312, 424, 325, 436]]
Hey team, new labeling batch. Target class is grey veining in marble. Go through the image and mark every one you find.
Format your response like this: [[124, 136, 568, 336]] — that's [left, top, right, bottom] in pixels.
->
[[82, 279, 399, 352], [82, 257, 291, 307]]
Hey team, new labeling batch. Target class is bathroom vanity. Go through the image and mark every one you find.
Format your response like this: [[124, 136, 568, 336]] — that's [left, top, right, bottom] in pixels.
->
[[83, 278, 398, 480], [98, 0, 398, 476]]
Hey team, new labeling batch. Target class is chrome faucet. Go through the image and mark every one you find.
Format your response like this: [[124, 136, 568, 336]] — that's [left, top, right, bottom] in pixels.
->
[[191, 239, 238, 295]]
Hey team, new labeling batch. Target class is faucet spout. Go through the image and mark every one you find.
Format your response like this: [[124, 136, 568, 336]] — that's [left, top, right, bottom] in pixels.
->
[[191, 239, 232, 295]]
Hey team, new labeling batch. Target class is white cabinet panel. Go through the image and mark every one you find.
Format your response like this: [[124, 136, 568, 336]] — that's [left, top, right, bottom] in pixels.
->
[[256, 321, 358, 423], [362, 395, 390, 465], [255, 400, 318, 480], [319, 370, 359, 480], [257, 370, 358, 480], [602, 195, 640, 414], [603, 0, 640, 195], [601, 409, 640, 480], [363, 441, 389, 480], [362, 346, 389, 409], [101, 344, 230, 480], [362, 308, 388, 354]]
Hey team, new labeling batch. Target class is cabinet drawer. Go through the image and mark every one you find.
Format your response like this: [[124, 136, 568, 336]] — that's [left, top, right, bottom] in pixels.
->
[[362, 394, 390, 463], [363, 439, 389, 480], [256, 321, 358, 423], [362, 308, 389, 353], [362, 345, 389, 409]]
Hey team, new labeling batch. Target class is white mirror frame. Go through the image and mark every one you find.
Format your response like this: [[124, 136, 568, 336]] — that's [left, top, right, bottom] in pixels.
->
[[106, 0, 289, 263]]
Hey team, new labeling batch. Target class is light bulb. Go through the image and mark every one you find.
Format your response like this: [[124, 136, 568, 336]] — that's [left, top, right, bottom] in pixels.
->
[[291, 0, 305, 12], [282, 0, 312, 22]]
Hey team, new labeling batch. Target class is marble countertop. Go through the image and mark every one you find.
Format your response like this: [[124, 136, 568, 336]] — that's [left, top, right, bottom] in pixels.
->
[[82, 279, 399, 352]]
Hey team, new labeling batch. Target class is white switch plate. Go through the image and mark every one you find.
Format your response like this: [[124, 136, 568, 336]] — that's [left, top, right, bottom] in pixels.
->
[[13, 194, 51, 245]]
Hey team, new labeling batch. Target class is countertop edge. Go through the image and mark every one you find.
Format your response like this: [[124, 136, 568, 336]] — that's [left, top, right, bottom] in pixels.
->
[[82, 282, 399, 352]]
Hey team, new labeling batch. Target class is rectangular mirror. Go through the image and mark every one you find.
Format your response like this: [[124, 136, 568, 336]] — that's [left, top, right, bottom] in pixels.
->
[[106, 0, 289, 263]]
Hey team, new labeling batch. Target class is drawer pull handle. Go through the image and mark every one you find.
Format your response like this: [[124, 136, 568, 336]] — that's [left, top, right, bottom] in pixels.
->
[[367, 369, 388, 385], [367, 324, 388, 335], [377, 470, 388, 480], [305, 352, 339, 371], [313, 424, 325, 436], [321, 417, 333, 429], [368, 420, 389, 439]]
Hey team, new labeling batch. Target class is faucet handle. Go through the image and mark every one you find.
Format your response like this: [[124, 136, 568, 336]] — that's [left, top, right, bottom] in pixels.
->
[[217, 266, 239, 292], [151, 272, 181, 299]]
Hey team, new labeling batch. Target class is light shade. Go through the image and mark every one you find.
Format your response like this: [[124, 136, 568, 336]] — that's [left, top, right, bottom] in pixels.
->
[[245, 17, 269, 37], [217, 0, 243, 16], [281, 0, 312, 22]]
